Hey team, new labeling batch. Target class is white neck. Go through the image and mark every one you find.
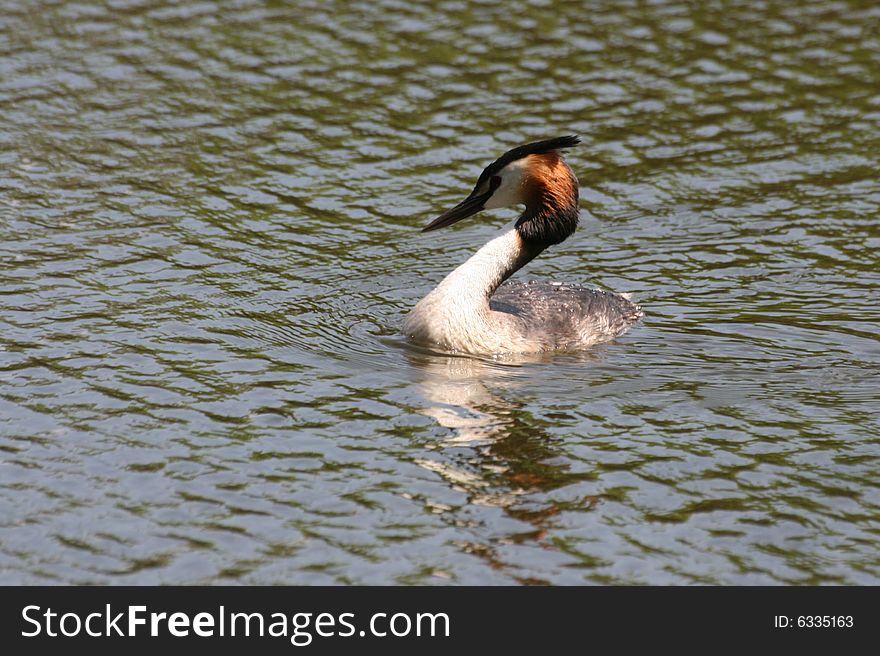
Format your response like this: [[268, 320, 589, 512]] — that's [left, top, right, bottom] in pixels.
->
[[404, 228, 536, 352]]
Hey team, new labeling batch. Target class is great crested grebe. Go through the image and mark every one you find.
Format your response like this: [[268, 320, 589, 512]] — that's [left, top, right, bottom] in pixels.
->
[[403, 136, 643, 355]]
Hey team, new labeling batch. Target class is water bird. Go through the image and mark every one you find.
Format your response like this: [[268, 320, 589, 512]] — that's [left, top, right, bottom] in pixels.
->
[[404, 136, 642, 354]]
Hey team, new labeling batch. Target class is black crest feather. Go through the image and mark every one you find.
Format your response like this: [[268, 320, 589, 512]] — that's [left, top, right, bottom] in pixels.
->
[[475, 135, 580, 189]]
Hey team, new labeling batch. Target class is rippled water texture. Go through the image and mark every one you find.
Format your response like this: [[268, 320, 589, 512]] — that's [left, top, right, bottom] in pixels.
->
[[1, 0, 879, 584]]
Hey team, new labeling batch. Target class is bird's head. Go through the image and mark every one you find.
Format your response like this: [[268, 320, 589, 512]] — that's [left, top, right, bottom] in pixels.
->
[[422, 135, 580, 246]]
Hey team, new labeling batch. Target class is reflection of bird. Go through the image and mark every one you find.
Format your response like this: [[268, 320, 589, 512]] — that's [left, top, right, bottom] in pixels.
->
[[404, 136, 642, 355], [407, 353, 536, 508], [410, 354, 513, 446]]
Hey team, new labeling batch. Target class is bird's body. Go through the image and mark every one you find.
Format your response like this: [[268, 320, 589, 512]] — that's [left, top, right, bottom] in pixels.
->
[[404, 136, 642, 355], [491, 280, 643, 350]]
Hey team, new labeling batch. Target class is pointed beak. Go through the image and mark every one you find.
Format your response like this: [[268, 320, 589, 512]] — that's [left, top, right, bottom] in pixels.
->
[[421, 190, 491, 232]]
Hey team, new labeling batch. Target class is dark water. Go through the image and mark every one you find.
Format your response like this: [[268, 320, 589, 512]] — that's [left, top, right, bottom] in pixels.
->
[[1, 0, 878, 584]]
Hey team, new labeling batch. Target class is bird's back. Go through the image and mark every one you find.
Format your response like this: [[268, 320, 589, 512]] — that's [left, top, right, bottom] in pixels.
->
[[490, 280, 643, 350]]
